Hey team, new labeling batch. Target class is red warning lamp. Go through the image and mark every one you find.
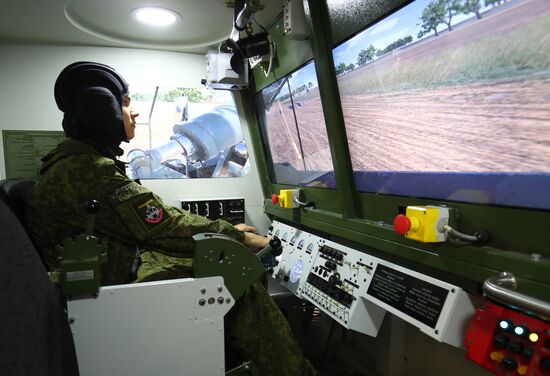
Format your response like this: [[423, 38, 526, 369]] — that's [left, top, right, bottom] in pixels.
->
[[394, 214, 411, 235], [271, 193, 279, 204]]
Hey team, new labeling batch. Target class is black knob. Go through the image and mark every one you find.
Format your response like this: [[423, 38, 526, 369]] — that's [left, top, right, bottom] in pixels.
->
[[325, 261, 337, 270], [270, 237, 283, 257], [492, 334, 507, 349], [501, 357, 518, 371], [329, 274, 342, 286], [522, 347, 534, 361], [85, 200, 101, 214], [507, 340, 523, 354], [335, 253, 343, 261]]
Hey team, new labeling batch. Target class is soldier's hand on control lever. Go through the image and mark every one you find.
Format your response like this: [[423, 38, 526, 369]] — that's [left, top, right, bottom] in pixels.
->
[[234, 223, 271, 249], [234, 223, 257, 233]]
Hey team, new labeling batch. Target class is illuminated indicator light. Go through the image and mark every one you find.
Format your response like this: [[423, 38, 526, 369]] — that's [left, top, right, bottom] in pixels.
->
[[517, 365, 528, 375], [489, 351, 504, 362], [290, 259, 303, 283], [515, 326, 526, 336], [499, 320, 511, 330], [529, 332, 539, 343]]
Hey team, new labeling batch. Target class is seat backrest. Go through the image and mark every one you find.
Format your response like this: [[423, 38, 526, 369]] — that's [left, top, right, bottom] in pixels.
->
[[0, 181, 79, 375], [0, 178, 35, 231]]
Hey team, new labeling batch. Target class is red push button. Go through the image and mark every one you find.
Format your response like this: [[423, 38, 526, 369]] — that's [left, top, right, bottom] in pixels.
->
[[272, 193, 279, 204], [394, 214, 411, 235]]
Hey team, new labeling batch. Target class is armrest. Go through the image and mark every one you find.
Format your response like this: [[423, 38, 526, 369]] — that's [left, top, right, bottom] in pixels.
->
[[193, 233, 265, 300]]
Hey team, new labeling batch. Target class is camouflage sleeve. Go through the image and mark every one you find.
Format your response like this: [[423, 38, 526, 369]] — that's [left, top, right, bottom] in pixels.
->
[[100, 164, 245, 257]]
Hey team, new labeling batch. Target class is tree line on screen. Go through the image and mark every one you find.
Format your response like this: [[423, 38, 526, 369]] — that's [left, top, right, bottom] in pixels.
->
[[339, 0, 507, 74], [337, 35, 414, 75], [276, 81, 314, 102], [417, 0, 504, 37]]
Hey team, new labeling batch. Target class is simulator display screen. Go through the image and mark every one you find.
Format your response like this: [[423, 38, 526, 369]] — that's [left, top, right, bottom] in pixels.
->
[[333, 0, 550, 209], [256, 61, 336, 188]]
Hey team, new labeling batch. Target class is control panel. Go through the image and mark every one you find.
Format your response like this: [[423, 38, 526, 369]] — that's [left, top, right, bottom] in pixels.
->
[[268, 220, 476, 346], [181, 198, 244, 225], [465, 302, 550, 375]]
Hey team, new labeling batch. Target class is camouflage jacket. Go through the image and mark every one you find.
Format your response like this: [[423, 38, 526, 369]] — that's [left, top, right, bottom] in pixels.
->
[[27, 139, 245, 285]]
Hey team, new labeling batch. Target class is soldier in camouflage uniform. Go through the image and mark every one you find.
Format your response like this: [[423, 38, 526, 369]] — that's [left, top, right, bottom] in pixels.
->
[[27, 62, 315, 376]]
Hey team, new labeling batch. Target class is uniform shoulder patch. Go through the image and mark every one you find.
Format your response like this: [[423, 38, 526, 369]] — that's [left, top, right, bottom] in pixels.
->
[[132, 194, 170, 232]]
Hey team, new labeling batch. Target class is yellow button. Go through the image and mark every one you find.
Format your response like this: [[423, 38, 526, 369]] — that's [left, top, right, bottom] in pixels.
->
[[517, 365, 528, 375], [489, 351, 503, 362]]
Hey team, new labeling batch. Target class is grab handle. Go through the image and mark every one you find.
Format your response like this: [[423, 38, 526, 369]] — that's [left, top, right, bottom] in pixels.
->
[[483, 272, 550, 321]]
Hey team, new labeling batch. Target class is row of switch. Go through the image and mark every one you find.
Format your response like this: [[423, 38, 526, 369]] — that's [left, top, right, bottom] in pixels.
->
[[181, 198, 244, 224], [465, 302, 550, 376], [307, 273, 354, 307], [319, 245, 344, 261], [489, 351, 550, 374]]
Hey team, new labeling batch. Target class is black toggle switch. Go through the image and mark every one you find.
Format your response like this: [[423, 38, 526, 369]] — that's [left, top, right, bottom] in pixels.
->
[[501, 357, 518, 371], [507, 340, 524, 354], [522, 347, 534, 361], [492, 334, 507, 349]]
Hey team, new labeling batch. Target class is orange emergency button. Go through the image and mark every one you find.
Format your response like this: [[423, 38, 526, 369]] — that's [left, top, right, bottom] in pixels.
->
[[272, 193, 279, 204], [394, 214, 411, 234]]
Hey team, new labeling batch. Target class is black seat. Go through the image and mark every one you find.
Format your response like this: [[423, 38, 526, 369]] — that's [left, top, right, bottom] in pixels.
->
[[0, 178, 36, 230], [0, 179, 79, 375]]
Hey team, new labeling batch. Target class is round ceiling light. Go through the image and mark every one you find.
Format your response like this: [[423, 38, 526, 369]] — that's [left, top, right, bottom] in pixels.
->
[[132, 7, 180, 27]]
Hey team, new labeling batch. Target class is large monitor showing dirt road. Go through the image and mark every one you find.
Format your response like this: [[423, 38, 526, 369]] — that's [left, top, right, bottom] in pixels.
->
[[256, 61, 336, 188], [333, 0, 550, 209]]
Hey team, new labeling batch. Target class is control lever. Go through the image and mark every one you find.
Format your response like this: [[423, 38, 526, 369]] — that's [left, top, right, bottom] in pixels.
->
[[52, 199, 108, 296], [256, 236, 282, 259], [84, 199, 100, 236]]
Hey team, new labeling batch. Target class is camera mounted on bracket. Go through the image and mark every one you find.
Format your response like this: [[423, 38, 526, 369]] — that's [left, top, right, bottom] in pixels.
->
[[203, 0, 276, 90]]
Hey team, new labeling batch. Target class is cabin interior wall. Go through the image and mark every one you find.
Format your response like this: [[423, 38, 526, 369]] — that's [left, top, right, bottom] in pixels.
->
[[0, 44, 269, 232]]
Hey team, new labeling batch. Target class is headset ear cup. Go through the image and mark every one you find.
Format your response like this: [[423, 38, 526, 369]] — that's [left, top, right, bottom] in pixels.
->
[[73, 86, 125, 145], [62, 113, 82, 138]]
